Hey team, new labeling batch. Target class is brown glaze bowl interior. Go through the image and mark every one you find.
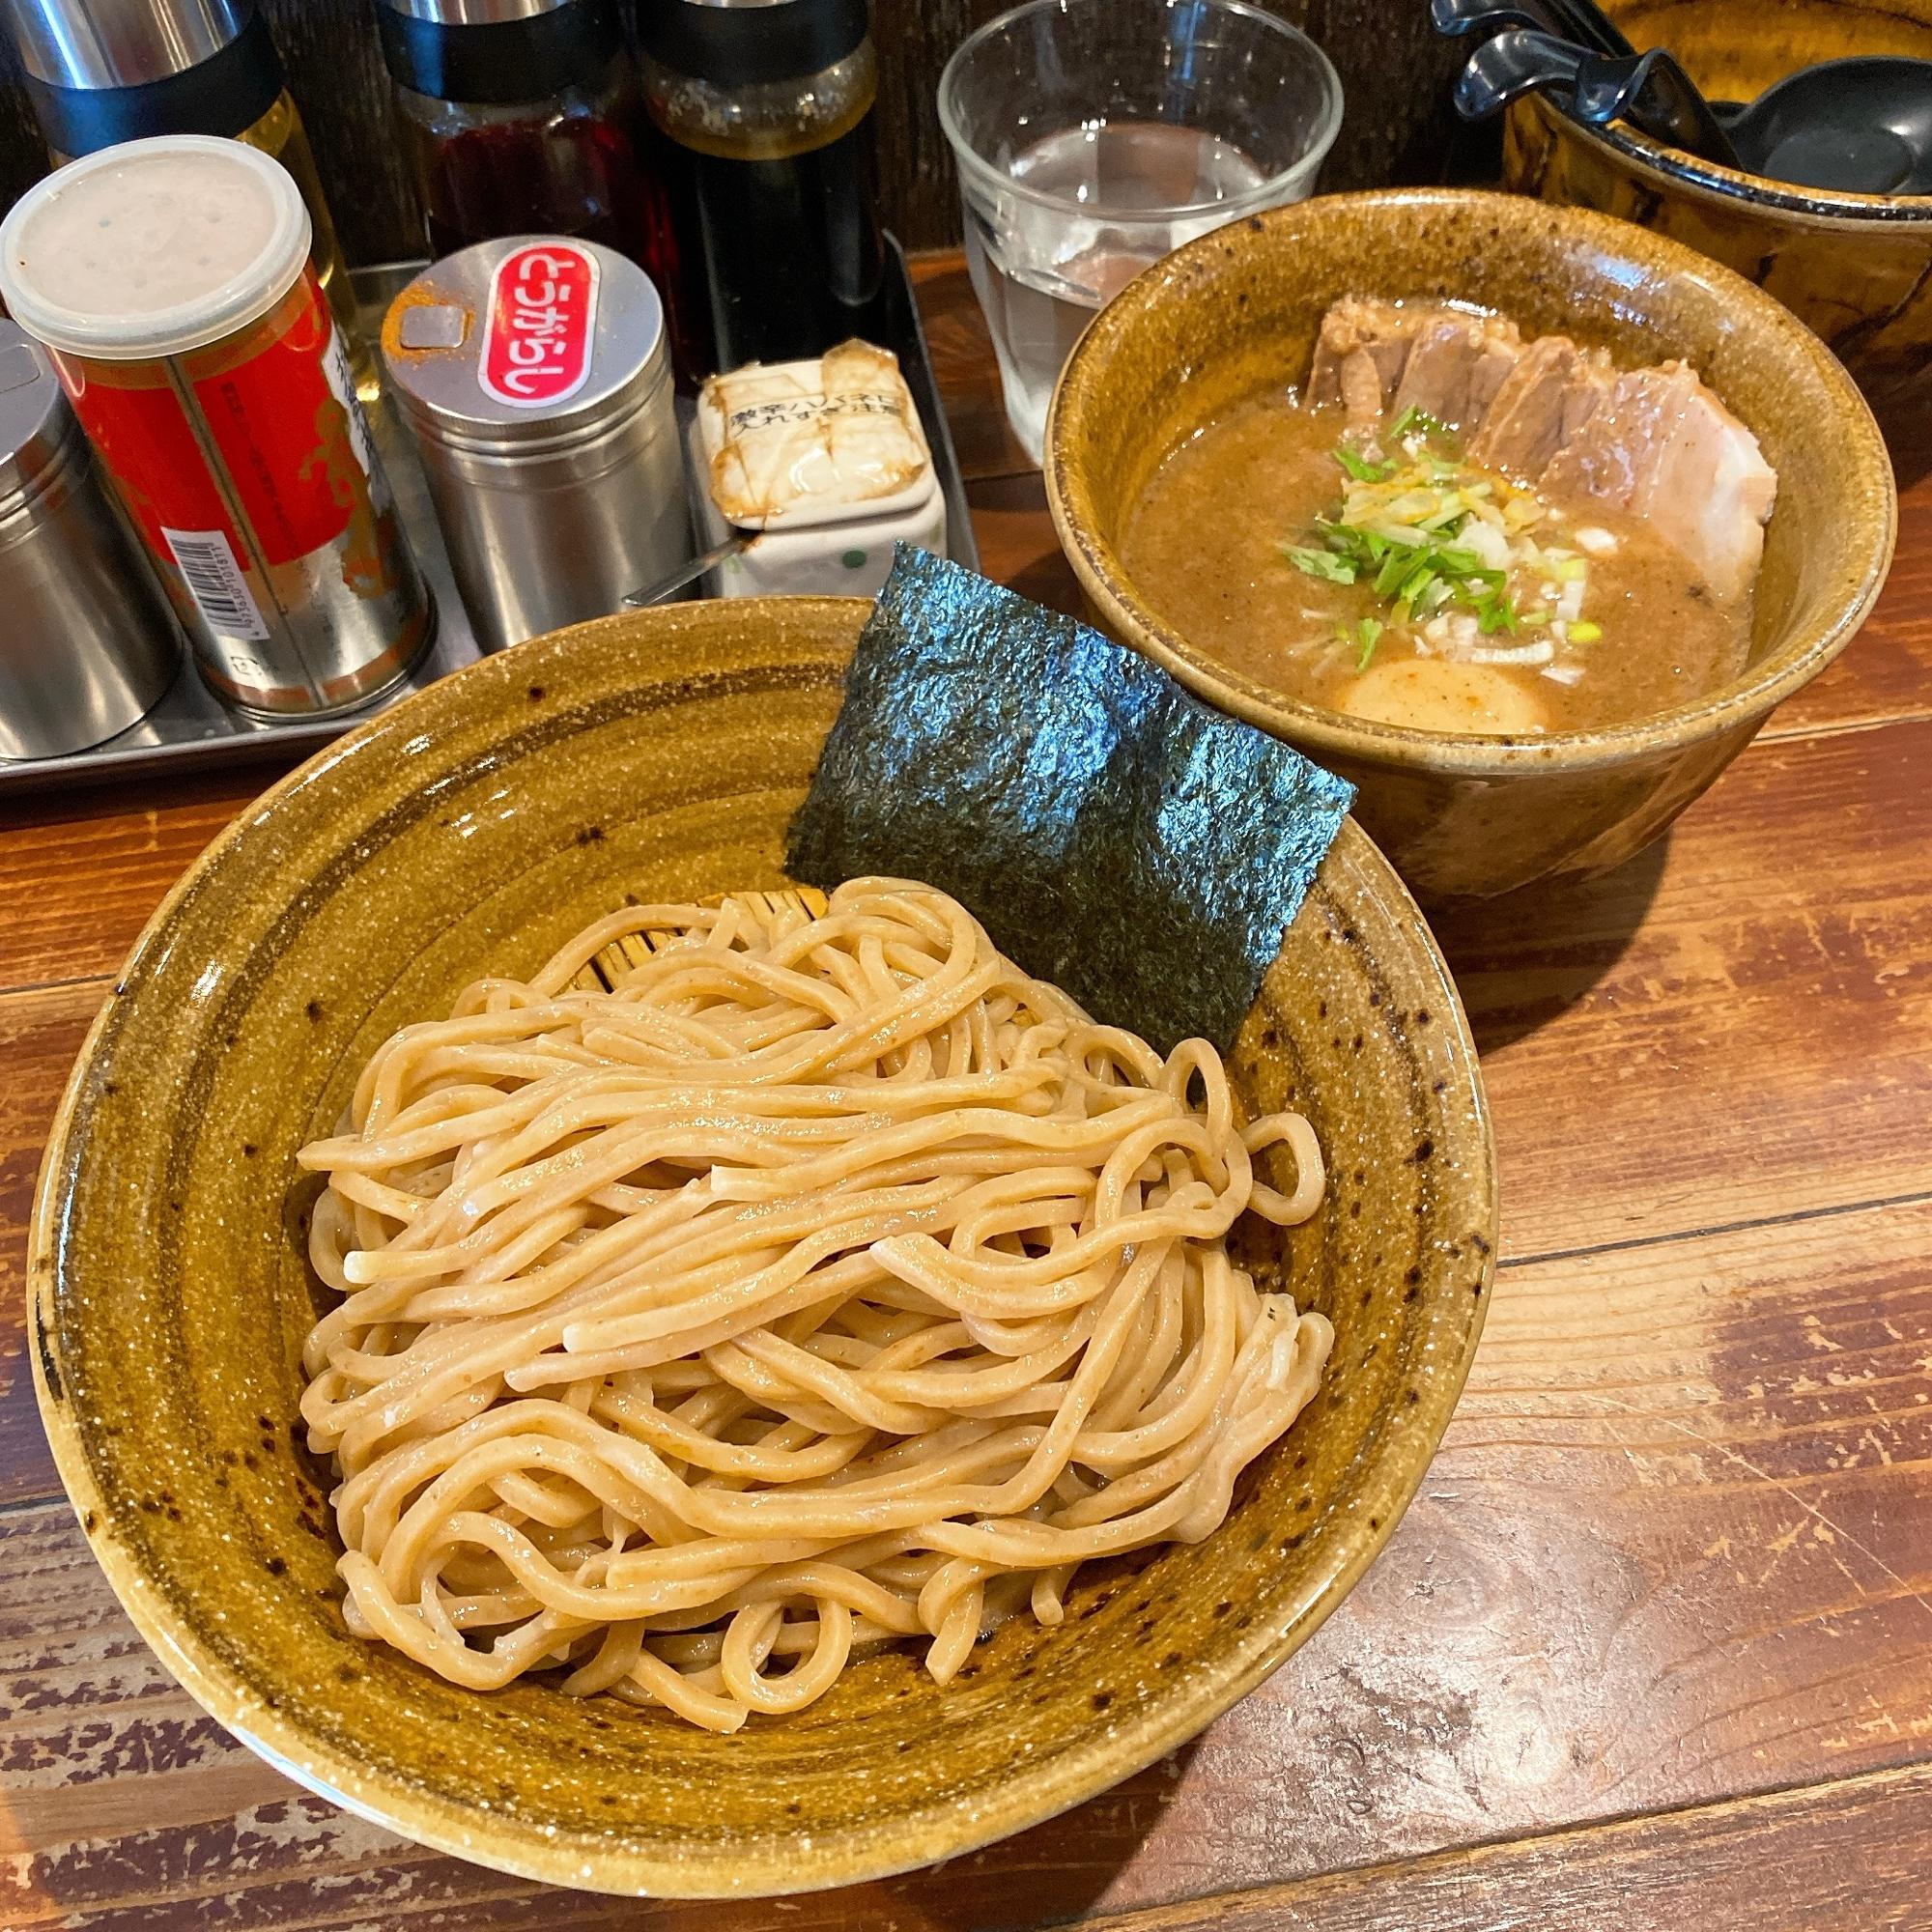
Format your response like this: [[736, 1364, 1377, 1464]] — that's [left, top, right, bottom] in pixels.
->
[[1047, 189, 1895, 777], [31, 599, 1495, 1896]]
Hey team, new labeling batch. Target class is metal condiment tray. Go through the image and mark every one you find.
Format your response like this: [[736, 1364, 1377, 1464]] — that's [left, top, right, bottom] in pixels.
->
[[0, 237, 980, 798]]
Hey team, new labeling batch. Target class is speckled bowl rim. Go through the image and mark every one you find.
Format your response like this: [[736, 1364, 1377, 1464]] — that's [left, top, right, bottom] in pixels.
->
[[28, 601, 1496, 1896], [1046, 186, 1898, 779]]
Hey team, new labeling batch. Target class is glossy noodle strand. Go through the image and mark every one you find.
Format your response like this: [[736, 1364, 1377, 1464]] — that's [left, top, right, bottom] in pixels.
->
[[298, 879, 1333, 1732]]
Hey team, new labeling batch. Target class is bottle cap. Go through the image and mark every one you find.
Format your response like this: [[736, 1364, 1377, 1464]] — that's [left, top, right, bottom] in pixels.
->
[[0, 1, 286, 152], [639, 0, 870, 89], [376, 0, 622, 104], [1, 0, 252, 86]]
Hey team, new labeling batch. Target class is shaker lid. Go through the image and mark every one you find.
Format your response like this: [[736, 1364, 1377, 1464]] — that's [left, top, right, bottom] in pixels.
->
[[382, 236, 668, 450], [0, 136, 313, 361], [0, 320, 79, 510]]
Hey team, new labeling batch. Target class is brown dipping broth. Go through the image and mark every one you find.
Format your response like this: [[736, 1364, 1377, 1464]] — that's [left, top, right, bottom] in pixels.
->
[[1120, 394, 1750, 735]]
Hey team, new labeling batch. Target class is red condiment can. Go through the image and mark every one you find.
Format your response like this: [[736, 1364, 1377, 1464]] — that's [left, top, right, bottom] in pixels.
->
[[0, 136, 432, 716]]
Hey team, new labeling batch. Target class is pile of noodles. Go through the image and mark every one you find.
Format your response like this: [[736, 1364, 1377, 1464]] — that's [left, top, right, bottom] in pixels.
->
[[298, 878, 1332, 1732]]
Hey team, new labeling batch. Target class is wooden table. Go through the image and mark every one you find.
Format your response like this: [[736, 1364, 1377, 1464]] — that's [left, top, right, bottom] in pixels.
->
[[3, 256, 1929, 1931]]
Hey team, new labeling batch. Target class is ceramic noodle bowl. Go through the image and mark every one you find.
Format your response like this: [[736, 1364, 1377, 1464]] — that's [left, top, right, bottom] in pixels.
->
[[30, 598, 1494, 1895], [1045, 189, 1895, 905]]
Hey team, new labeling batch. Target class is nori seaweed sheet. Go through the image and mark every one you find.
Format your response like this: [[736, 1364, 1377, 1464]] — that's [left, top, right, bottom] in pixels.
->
[[785, 549, 1355, 1055]]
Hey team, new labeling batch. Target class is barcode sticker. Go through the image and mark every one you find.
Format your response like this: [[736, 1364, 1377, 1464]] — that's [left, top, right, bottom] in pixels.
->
[[161, 526, 270, 642]]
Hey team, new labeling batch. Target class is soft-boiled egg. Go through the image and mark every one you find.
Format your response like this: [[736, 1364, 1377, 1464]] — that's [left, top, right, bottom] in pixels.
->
[[1339, 659, 1548, 735]]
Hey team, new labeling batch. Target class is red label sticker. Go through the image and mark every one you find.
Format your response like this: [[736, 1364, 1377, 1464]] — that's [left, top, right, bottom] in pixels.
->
[[188, 272, 363, 564], [54, 269, 366, 571], [479, 242, 600, 410], [58, 360, 239, 558]]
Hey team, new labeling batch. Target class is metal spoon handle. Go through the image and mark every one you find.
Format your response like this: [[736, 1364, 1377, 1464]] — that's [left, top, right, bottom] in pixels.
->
[[622, 535, 747, 609]]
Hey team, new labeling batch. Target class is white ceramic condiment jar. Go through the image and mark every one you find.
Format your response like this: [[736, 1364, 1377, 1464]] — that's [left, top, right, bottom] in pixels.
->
[[691, 339, 947, 597]]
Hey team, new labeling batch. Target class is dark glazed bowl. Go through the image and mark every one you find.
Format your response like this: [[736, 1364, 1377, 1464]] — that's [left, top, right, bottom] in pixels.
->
[[1504, 0, 1932, 464], [30, 599, 1494, 1895], [1045, 188, 1895, 904]]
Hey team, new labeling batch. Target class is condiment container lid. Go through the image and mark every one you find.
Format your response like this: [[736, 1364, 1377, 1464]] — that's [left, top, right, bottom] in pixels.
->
[[376, 0, 626, 108], [381, 236, 668, 456], [0, 321, 78, 514], [4, 0, 255, 88], [0, 135, 312, 361], [697, 341, 934, 531], [640, 0, 869, 88]]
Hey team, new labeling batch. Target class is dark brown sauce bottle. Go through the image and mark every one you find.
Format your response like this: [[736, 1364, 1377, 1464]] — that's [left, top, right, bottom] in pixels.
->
[[378, 0, 707, 387], [639, 0, 885, 373]]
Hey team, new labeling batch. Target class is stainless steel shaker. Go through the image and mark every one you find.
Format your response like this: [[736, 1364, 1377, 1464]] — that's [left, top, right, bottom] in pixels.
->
[[0, 324, 182, 760], [381, 237, 692, 651]]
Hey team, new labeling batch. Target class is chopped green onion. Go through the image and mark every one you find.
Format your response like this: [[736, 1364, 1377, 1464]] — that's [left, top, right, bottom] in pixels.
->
[[1555, 556, 1588, 582], [1568, 619, 1603, 643], [1389, 404, 1453, 440], [1373, 548, 1412, 597], [1285, 545, 1356, 583], [1286, 427, 1558, 639], [1336, 445, 1396, 483], [1396, 562, 1437, 607]]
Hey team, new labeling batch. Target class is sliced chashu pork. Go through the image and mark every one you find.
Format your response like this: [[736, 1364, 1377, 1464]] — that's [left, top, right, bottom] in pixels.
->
[[1467, 335, 1613, 478], [1540, 360, 1776, 602], [1306, 296, 1423, 423], [1307, 297, 1522, 430], [1389, 310, 1522, 432]]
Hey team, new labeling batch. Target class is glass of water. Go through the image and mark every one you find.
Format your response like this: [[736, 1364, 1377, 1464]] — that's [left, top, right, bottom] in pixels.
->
[[939, 0, 1343, 464]]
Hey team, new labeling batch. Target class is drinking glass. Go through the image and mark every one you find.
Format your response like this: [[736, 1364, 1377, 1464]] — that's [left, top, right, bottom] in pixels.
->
[[938, 0, 1343, 464]]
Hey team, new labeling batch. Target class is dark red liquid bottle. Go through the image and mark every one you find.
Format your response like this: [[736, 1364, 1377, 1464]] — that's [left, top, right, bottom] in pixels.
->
[[377, 0, 706, 387]]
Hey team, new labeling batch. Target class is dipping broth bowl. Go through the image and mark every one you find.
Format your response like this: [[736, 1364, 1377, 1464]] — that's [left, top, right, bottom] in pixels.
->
[[1046, 188, 1895, 905], [1504, 0, 1932, 465], [31, 597, 1494, 1894]]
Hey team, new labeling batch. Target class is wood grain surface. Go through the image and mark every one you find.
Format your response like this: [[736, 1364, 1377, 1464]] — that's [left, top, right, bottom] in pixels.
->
[[0, 259, 1929, 1929], [0, 2, 1463, 262]]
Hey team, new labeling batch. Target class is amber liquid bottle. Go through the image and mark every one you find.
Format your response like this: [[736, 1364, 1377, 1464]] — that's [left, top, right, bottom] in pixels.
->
[[0, 0, 376, 398], [639, 0, 885, 374]]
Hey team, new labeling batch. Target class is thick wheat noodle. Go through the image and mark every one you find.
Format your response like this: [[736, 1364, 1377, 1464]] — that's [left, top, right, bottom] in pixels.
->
[[298, 878, 1333, 1732]]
